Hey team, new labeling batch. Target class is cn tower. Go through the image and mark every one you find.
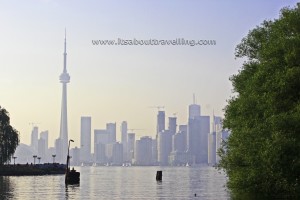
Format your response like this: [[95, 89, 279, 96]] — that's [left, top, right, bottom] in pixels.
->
[[59, 30, 70, 160]]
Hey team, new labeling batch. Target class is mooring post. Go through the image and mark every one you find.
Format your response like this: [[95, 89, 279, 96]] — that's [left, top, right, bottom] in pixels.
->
[[156, 171, 162, 181]]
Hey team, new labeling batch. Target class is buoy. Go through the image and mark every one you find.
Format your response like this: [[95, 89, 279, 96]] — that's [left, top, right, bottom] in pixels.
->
[[156, 171, 162, 181]]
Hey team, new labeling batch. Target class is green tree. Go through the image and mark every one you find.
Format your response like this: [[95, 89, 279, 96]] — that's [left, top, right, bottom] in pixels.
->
[[0, 106, 19, 165], [219, 3, 300, 197]]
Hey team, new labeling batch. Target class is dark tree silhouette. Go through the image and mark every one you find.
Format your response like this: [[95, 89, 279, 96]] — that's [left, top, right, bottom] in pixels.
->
[[219, 3, 300, 197], [0, 106, 19, 165]]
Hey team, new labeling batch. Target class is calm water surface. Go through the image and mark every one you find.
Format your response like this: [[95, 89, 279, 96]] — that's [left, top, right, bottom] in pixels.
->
[[0, 166, 229, 200]]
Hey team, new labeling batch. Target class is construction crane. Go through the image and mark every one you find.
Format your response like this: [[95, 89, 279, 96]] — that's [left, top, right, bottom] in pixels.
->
[[29, 122, 41, 128], [148, 106, 165, 111], [127, 128, 145, 133]]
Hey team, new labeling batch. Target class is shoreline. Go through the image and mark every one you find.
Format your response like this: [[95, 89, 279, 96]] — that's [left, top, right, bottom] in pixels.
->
[[0, 163, 66, 176]]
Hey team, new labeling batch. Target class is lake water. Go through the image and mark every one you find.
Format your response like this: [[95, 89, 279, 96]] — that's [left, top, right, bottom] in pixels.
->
[[0, 166, 230, 200]]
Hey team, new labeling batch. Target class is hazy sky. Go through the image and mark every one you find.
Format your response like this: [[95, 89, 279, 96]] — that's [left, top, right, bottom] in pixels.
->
[[0, 0, 298, 147]]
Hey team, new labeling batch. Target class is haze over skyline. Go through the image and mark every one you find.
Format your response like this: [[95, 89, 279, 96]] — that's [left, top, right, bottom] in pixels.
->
[[0, 0, 298, 147]]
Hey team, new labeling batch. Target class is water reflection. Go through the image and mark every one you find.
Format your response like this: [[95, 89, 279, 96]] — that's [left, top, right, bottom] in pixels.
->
[[0, 176, 15, 199], [156, 179, 163, 199], [65, 183, 80, 199], [0, 167, 229, 199]]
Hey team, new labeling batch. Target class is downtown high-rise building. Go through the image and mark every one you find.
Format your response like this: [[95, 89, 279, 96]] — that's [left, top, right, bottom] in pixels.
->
[[152, 138, 157, 164], [187, 97, 210, 164], [169, 124, 191, 166], [31, 126, 38, 154], [55, 138, 63, 162], [135, 136, 153, 165], [106, 123, 116, 143], [40, 131, 49, 153], [168, 117, 177, 135], [157, 111, 165, 134], [94, 129, 110, 163], [38, 130, 48, 161], [70, 146, 80, 166], [38, 138, 46, 161], [187, 98, 200, 163], [153, 110, 165, 163], [121, 121, 128, 162], [58, 31, 70, 163], [127, 133, 135, 163], [208, 115, 222, 165], [106, 142, 123, 165], [208, 131, 216, 165], [188, 116, 210, 164], [189, 94, 201, 119], [172, 129, 187, 153], [80, 116, 91, 162], [157, 130, 172, 166]]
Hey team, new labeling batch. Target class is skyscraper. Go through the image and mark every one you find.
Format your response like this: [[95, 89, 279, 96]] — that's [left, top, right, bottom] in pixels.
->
[[168, 117, 177, 135], [70, 147, 80, 166], [152, 138, 158, 164], [135, 136, 153, 165], [121, 121, 128, 162], [31, 126, 38, 154], [58, 30, 70, 161], [172, 130, 187, 152], [188, 116, 210, 164], [157, 111, 165, 134], [38, 138, 46, 161], [40, 131, 49, 153], [179, 125, 188, 133], [80, 116, 91, 162], [189, 94, 201, 119], [106, 142, 123, 165], [127, 133, 135, 163], [106, 123, 116, 143], [55, 138, 63, 162], [94, 129, 110, 163], [157, 130, 172, 166], [155, 110, 165, 164], [187, 96, 210, 164], [208, 131, 216, 165], [189, 104, 201, 119], [39, 130, 48, 160]]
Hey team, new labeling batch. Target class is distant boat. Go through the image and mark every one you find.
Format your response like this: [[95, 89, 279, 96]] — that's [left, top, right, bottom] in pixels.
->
[[185, 163, 190, 167]]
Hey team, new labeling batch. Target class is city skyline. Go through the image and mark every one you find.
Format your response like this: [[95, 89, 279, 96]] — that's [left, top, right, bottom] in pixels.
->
[[23, 102, 226, 166], [0, 1, 298, 147]]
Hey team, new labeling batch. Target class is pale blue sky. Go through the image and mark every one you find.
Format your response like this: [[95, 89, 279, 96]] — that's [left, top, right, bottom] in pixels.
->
[[0, 0, 298, 147]]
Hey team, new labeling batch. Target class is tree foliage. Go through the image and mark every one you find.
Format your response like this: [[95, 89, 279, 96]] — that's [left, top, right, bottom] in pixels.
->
[[0, 106, 19, 165], [219, 4, 300, 197]]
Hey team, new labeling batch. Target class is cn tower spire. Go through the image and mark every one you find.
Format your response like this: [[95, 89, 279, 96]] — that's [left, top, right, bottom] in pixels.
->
[[63, 29, 67, 73], [58, 29, 70, 162]]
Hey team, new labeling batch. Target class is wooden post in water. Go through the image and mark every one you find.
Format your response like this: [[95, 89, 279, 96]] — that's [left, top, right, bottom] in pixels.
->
[[156, 171, 162, 181]]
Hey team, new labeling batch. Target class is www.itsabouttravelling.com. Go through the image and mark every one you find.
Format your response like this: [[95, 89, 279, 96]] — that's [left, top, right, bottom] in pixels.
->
[[92, 38, 216, 47]]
